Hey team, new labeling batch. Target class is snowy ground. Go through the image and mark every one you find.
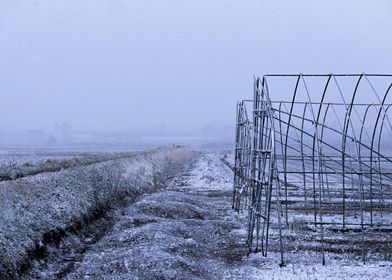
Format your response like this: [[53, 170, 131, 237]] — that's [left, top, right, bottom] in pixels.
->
[[0, 148, 194, 279], [24, 152, 391, 279], [0, 150, 138, 181]]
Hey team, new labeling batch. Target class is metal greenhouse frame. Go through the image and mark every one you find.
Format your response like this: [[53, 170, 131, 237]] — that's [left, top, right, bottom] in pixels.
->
[[234, 74, 392, 266]]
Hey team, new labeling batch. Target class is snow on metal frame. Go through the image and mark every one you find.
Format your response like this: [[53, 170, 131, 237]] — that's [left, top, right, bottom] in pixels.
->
[[233, 100, 253, 212], [234, 74, 392, 266]]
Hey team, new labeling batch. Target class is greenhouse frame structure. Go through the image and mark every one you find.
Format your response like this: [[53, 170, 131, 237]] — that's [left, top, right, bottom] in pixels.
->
[[233, 74, 392, 265]]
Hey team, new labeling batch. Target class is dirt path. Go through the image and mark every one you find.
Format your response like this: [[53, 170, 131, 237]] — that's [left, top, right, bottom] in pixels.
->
[[62, 153, 250, 279]]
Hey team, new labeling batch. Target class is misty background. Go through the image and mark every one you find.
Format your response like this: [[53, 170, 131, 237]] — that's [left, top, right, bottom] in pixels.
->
[[0, 0, 391, 148]]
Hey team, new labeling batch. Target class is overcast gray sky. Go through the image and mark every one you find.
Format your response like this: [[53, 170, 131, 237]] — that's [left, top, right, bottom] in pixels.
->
[[0, 0, 391, 132]]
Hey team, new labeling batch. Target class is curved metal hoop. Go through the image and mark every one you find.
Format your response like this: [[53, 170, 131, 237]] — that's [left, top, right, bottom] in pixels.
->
[[234, 73, 392, 265]]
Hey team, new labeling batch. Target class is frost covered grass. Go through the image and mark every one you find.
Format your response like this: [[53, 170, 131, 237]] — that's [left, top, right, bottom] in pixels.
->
[[0, 151, 137, 181], [0, 148, 195, 279]]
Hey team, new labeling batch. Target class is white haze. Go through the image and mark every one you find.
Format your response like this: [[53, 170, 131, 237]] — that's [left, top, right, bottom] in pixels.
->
[[0, 0, 391, 140]]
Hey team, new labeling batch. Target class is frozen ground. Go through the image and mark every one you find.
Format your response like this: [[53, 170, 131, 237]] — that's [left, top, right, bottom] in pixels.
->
[[25, 152, 391, 279], [0, 148, 194, 279], [0, 150, 138, 181]]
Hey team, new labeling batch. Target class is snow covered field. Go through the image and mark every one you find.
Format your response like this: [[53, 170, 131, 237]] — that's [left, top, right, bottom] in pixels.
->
[[0, 148, 194, 279], [2, 151, 391, 279], [0, 150, 140, 181], [66, 152, 392, 279]]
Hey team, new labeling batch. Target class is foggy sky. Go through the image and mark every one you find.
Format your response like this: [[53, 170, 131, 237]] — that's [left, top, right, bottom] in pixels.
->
[[0, 0, 391, 133]]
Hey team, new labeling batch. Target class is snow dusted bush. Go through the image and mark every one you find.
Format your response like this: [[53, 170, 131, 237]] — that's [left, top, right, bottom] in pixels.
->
[[0, 148, 195, 278]]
